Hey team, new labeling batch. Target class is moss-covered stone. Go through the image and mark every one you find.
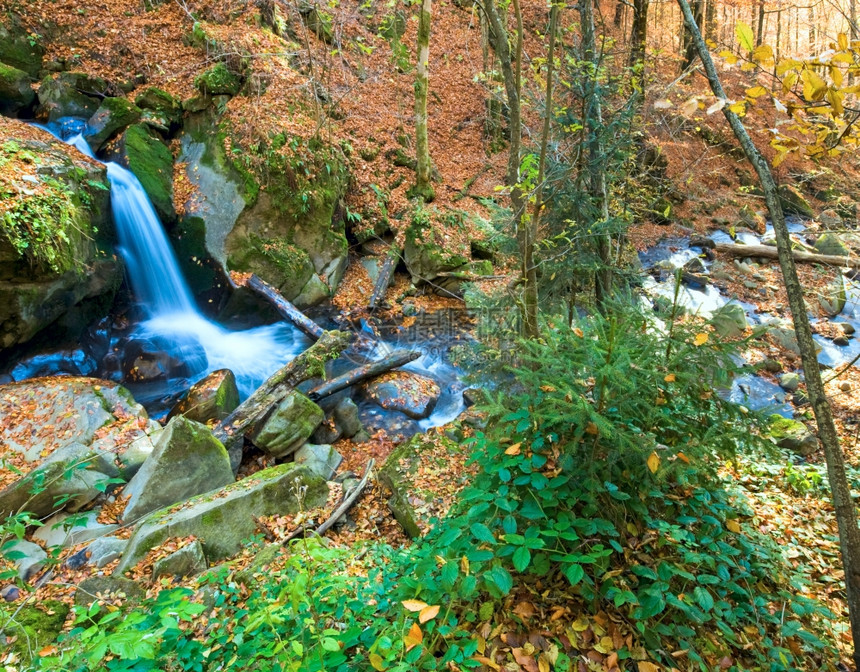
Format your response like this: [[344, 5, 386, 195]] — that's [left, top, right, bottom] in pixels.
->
[[404, 206, 470, 284], [134, 86, 183, 130], [115, 463, 328, 574], [0, 62, 35, 115], [814, 232, 850, 257], [778, 184, 815, 218], [227, 234, 315, 300], [250, 390, 324, 457], [86, 97, 141, 151], [767, 415, 817, 455], [36, 72, 113, 121], [168, 369, 240, 424], [118, 124, 175, 223], [0, 18, 44, 77], [195, 63, 243, 96], [2, 600, 69, 664], [379, 436, 426, 538]]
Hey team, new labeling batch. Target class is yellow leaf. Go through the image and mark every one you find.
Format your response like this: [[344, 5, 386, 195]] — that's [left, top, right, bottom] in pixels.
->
[[664, 373, 676, 382], [402, 600, 428, 613], [627, 522, 640, 535], [693, 333, 709, 346], [472, 656, 501, 671], [404, 623, 423, 651], [827, 88, 844, 116], [752, 44, 773, 63], [839, 32, 849, 50], [726, 519, 741, 533], [676, 451, 691, 464], [729, 101, 747, 114], [803, 68, 828, 100], [540, 385, 556, 392], [369, 652, 386, 671], [505, 442, 522, 455], [571, 616, 590, 631], [638, 663, 661, 672], [573, 327, 584, 337], [538, 655, 551, 672], [782, 71, 798, 93], [745, 85, 768, 98], [740, 61, 757, 71], [776, 58, 802, 76], [585, 422, 599, 435], [419, 605, 440, 623], [461, 555, 470, 575], [719, 49, 739, 65], [735, 21, 755, 53], [647, 452, 660, 474], [831, 64, 844, 87]]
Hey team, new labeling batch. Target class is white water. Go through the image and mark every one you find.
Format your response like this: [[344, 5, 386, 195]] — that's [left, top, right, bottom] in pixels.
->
[[44, 121, 307, 399]]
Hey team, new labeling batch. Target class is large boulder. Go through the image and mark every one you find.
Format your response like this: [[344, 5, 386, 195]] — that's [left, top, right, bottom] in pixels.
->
[[814, 233, 850, 257], [364, 371, 440, 420], [122, 416, 234, 522], [134, 87, 183, 133], [0, 18, 45, 77], [107, 124, 175, 224], [36, 72, 116, 122], [778, 185, 814, 219], [767, 415, 817, 455], [115, 463, 328, 573], [0, 63, 35, 116], [86, 97, 142, 152], [709, 302, 748, 338], [250, 390, 324, 457], [168, 369, 240, 424], [0, 377, 157, 519], [33, 510, 118, 548], [0, 119, 121, 352], [404, 207, 470, 285]]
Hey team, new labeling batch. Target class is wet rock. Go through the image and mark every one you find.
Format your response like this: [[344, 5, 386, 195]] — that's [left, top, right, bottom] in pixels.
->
[[36, 72, 114, 121], [837, 322, 856, 336], [293, 273, 329, 307], [168, 368, 240, 424], [1, 585, 20, 601], [767, 416, 817, 455], [364, 371, 440, 420], [115, 464, 327, 574], [682, 257, 707, 275], [779, 372, 801, 392], [819, 209, 842, 229], [0, 63, 35, 115], [122, 338, 204, 382], [250, 390, 324, 458], [152, 539, 207, 579], [333, 397, 362, 438], [33, 510, 118, 548], [86, 536, 128, 568], [86, 97, 142, 152], [134, 87, 183, 132], [819, 276, 847, 317], [358, 404, 419, 443], [122, 416, 234, 522], [840, 381, 852, 392], [767, 322, 802, 355], [75, 576, 145, 608], [294, 443, 343, 480], [814, 233, 850, 257], [404, 209, 470, 284], [778, 185, 814, 219], [709, 302, 748, 338], [739, 204, 766, 234], [6, 540, 47, 580], [834, 334, 851, 346], [0, 19, 44, 77]]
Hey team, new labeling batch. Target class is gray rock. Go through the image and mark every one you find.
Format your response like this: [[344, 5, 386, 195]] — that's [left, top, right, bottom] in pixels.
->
[[37, 72, 113, 121], [0, 459, 111, 520], [321, 256, 348, 292], [778, 184, 815, 218], [0, 63, 35, 115], [838, 322, 856, 336], [767, 323, 802, 355], [168, 369, 240, 425], [814, 233, 850, 257], [33, 510, 118, 549], [738, 204, 766, 234], [122, 416, 234, 522], [115, 464, 328, 574], [152, 540, 207, 579], [819, 209, 842, 228], [361, 257, 381, 285], [779, 372, 801, 392], [709, 302, 748, 338], [364, 372, 440, 420], [0, 21, 44, 77], [86, 98, 142, 152], [404, 211, 469, 285], [333, 398, 362, 438], [86, 536, 128, 568], [294, 444, 343, 480], [250, 390, 324, 458], [293, 273, 329, 308], [819, 276, 847, 317], [75, 576, 145, 608], [5, 540, 47, 580], [682, 257, 707, 275]]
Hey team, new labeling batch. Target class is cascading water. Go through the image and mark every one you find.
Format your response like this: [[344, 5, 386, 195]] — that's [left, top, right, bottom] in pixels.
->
[[41, 119, 308, 402]]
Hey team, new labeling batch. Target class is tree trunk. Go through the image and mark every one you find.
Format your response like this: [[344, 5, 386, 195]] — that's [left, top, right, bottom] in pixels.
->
[[629, 0, 649, 72], [704, 0, 717, 42], [755, 0, 765, 46], [212, 330, 352, 447], [808, 3, 816, 54], [579, 0, 613, 307], [681, 0, 703, 70], [368, 245, 401, 311], [410, 0, 435, 202], [678, 0, 860, 666], [614, 0, 625, 27], [245, 274, 324, 340], [306, 349, 421, 401], [714, 243, 860, 268]]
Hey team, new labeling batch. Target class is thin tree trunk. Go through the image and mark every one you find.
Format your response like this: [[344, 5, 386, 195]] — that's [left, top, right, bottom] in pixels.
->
[[580, 0, 613, 307], [678, 1, 860, 666], [681, 0, 704, 69], [245, 274, 324, 340], [368, 245, 400, 311], [629, 0, 649, 90], [704, 0, 717, 43], [614, 0, 625, 27], [756, 0, 765, 46], [411, 0, 435, 201], [808, 3, 816, 54], [307, 349, 421, 401]]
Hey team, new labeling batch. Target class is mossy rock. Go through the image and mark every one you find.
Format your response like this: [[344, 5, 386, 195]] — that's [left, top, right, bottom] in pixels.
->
[[168, 368, 240, 424], [767, 415, 817, 455], [134, 87, 183, 130], [227, 234, 315, 301], [378, 435, 432, 538], [300, 4, 334, 43], [0, 18, 44, 77], [778, 185, 814, 219], [37, 72, 114, 121], [250, 390, 324, 458], [194, 63, 243, 96], [0, 62, 35, 115], [86, 97, 142, 151], [379, 10, 407, 41], [1, 600, 69, 664], [403, 206, 470, 284], [116, 124, 175, 223], [709, 302, 748, 338], [814, 232, 850, 257]]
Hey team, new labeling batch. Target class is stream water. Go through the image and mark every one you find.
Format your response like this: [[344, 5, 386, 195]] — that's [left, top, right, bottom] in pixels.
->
[[8, 118, 464, 428]]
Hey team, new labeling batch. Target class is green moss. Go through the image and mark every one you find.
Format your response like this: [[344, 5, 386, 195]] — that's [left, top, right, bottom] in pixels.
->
[[0, 18, 44, 77], [195, 63, 243, 96], [228, 234, 314, 298], [2, 600, 69, 663], [123, 124, 175, 222]]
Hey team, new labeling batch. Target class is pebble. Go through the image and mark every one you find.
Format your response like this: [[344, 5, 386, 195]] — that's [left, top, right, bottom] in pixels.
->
[[0, 585, 20, 602], [841, 382, 852, 392]]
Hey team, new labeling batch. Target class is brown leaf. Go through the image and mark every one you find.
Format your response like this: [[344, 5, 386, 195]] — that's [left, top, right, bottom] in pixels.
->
[[419, 604, 440, 623]]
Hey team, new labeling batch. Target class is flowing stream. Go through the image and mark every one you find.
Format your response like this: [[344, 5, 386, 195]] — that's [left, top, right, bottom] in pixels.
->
[[16, 118, 464, 428]]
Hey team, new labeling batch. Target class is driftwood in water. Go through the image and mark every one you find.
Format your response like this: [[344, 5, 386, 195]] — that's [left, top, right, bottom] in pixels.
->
[[246, 273, 325, 340], [307, 349, 420, 401], [715, 243, 860, 269], [368, 245, 400, 311], [212, 330, 352, 446]]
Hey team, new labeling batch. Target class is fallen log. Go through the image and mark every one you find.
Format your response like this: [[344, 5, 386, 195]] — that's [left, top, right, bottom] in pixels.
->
[[246, 273, 325, 340], [368, 245, 400, 311], [314, 459, 374, 536], [307, 349, 421, 401], [714, 243, 860, 269], [213, 330, 352, 446]]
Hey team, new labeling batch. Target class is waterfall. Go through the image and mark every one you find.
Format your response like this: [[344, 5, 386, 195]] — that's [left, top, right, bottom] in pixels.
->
[[39, 119, 308, 401]]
